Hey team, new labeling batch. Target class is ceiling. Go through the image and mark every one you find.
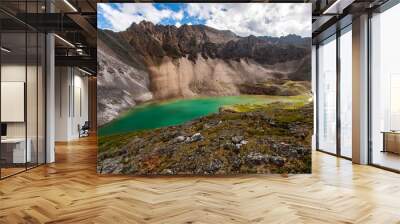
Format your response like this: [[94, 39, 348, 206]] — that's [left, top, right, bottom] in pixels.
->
[[311, 0, 390, 43], [0, 0, 97, 74], [0, 0, 393, 73]]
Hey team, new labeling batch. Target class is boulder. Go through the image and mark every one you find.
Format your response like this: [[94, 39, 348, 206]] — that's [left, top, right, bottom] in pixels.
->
[[245, 152, 267, 165], [191, 133, 203, 142], [99, 157, 124, 174], [161, 169, 174, 175], [231, 157, 242, 170], [232, 136, 244, 144], [206, 159, 223, 173], [184, 137, 192, 143], [223, 142, 236, 151], [203, 120, 222, 129], [174, 136, 186, 143], [270, 156, 285, 166]]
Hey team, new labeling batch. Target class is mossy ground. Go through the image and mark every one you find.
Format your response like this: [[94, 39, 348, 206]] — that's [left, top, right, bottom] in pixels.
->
[[98, 100, 313, 175]]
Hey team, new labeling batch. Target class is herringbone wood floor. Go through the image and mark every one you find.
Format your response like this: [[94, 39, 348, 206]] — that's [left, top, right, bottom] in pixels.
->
[[1, 136, 400, 224]]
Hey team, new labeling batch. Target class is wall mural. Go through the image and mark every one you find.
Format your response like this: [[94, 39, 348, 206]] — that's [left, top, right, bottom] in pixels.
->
[[97, 3, 313, 175]]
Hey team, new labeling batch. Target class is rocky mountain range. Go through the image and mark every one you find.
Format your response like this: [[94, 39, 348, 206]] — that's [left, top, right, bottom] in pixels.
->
[[97, 21, 311, 126]]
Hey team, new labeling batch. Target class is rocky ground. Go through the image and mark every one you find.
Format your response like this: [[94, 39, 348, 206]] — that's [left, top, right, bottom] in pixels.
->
[[97, 102, 312, 175], [238, 79, 311, 96]]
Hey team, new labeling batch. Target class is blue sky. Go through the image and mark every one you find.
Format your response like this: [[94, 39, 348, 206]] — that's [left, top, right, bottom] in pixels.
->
[[154, 3, 207, 26], [98, 3, 311, 37]]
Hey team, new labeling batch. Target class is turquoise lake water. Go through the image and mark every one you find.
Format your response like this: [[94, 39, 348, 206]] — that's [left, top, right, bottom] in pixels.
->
[[98, 95, 302, 137]]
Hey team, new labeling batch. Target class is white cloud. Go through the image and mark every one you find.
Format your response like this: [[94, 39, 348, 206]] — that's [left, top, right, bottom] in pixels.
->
[[98, 3, 311, 37], [173, 10, 184, 21], [186, 3, 311, 37], [98, 4, 138, 32], [175, 22, 181, 27], [98, 3, 184, 32]]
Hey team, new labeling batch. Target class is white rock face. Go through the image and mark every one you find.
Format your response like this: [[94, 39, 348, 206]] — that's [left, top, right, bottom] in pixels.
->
[[97, 36, 153, 126]]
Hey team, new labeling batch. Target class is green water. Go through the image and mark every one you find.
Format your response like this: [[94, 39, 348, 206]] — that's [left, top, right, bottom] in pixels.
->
[[98, 95, 305, 136]]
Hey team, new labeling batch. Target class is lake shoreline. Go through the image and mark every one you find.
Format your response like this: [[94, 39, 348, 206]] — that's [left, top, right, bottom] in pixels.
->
[[98, 94, 310, 137]]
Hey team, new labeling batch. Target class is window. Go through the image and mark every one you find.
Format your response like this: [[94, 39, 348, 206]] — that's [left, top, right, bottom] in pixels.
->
[[339, 26, 352, 158], [317, 35, 337, 154], [0, 2, 46, 179], [370, 2, 400, 171]]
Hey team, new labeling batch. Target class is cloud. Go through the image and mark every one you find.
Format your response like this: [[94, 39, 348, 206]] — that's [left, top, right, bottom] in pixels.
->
[[98, 3, 183, 32], [98, 4, 137, 31], [186, 3, 311, 37], [98, 3, 311, 37], [173, 10, 184, 21]]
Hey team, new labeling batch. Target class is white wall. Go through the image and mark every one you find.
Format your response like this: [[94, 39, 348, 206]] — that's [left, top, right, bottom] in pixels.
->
[[312, 45, 316, 150], [1, 65, 27, 141], [55, 66, 70, 141], [55, 67, 89, 141], [1, 65, 40, 138], [72, 73, 89, 138], [1, 63, 46, 164]]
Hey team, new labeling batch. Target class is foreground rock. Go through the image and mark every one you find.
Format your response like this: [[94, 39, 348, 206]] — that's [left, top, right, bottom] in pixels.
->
[[98, 102, 312, 175]]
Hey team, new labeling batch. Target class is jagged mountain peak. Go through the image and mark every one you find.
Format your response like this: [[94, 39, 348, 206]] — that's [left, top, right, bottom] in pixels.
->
[[260, 34, 311, 47], [115, 21, 310, 66]]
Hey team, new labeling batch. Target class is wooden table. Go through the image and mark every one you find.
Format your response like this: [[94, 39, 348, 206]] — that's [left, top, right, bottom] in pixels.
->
[[1, 138, 31, 164], [381, 131, 400, 154]]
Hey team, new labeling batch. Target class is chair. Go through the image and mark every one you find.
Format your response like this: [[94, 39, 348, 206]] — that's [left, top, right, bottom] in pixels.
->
[[79, 121, 90, 138]]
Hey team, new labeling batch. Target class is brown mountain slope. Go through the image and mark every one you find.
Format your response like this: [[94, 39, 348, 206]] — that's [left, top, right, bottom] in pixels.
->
[[97, 21, 311, 125]]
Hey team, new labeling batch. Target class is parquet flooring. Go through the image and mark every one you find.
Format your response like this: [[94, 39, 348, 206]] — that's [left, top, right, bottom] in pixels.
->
[[0, 167, 26, 178], [1, 136, 400, 223]]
